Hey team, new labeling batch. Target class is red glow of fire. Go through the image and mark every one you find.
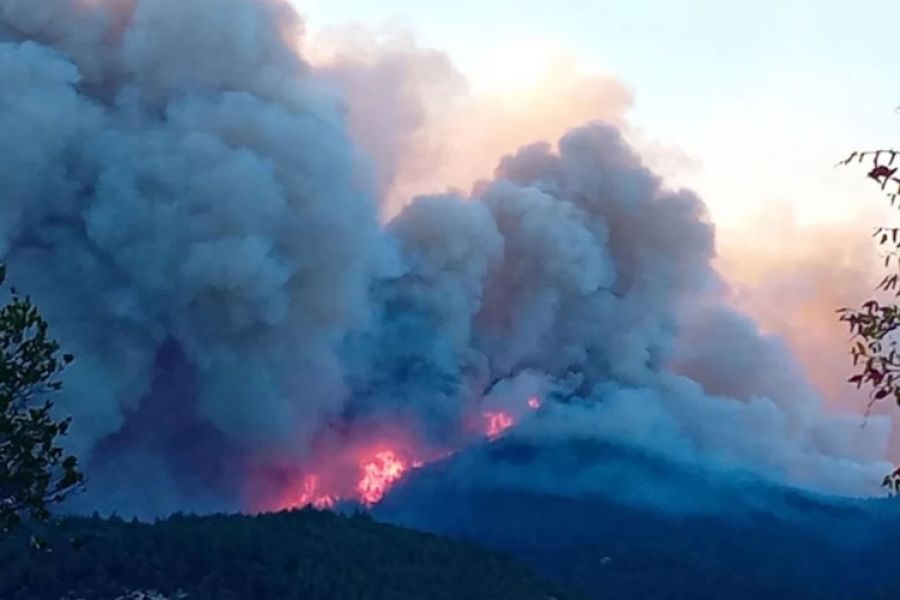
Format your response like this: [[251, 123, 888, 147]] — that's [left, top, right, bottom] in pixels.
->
[[484, 411, 514, 440], [357, 450, 408, 505], [290, 474, 336, 510], [275, 445, 430, 511], [272, 396, 544, 511]]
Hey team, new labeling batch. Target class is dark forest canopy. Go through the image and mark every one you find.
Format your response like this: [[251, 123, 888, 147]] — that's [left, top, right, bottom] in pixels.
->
[[0, 508, 583, 600], [0, 263, 83, 536]]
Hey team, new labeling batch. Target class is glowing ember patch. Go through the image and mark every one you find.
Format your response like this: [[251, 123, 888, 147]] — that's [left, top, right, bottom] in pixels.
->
[[527, 396, 542, 409], [484, 411, 514, 440], [293, 474, 336, 509], [357, 450, 407, 505]]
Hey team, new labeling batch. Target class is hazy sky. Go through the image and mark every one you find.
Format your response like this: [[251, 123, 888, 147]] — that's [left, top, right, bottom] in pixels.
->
[[297, 0, 900, 227]]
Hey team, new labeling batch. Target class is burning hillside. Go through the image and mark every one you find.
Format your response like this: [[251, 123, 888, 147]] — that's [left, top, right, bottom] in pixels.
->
[[0, 0, 891, 518], [268, 395, 540, 510]]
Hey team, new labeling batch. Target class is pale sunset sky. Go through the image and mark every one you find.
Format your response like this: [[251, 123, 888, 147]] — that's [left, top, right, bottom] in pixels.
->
[[297, 0, 900, 227], [294, 0, 900, 419]]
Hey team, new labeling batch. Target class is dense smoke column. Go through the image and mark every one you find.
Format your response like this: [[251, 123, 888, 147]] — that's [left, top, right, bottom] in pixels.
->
[[366, 122, 889, 498], [0, 0, 392, 514], [0, 0, 890, 515]]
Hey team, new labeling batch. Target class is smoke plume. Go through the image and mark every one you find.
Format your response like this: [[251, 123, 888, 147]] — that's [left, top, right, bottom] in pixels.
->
[[0, 0, 890, 516]]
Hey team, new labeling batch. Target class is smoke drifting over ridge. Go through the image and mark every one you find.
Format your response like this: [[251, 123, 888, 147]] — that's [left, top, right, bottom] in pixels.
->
[[0, 0, 890, 516], [307, 27, 633, 218]]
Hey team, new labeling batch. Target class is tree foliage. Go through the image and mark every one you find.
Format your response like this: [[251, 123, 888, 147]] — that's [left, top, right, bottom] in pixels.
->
[[837, 151, 900, 405], [835, 150, 900, 493], [0, 263, 83, 534], [0, 509, 583, 600]]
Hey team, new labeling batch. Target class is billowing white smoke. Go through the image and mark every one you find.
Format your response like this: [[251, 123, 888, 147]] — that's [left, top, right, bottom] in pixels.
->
[[384, 127, 889, 499], [1, 0, 394, 512], [0, 0, 889, 515]]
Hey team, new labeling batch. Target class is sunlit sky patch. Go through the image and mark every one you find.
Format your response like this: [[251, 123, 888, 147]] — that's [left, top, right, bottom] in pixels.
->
[[296, 0, 900, 227]]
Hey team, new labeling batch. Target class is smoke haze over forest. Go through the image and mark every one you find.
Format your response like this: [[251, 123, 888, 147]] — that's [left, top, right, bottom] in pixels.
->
[[0, 0, 893, 519]]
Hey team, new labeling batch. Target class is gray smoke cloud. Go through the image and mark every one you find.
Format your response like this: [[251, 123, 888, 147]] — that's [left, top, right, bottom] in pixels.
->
[[312, 30, 467, 204], [0, 0, 890, 515], [384, 125, 889, 499]]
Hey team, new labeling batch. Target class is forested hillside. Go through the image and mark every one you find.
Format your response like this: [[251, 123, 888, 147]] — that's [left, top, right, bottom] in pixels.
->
[[376, 439, 900, 600], [0, 509, 581, 600]]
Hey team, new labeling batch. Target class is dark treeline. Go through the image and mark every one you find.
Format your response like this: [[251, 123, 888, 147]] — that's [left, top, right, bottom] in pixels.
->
[[375, 439, 900, 600], [0, 509, 582, 600], [384, 488, 900, 600]]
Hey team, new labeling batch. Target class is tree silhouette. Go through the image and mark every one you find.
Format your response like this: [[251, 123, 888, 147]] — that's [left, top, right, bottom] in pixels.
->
[[0, 263, 83, 535], [837, 149, 900, 406]]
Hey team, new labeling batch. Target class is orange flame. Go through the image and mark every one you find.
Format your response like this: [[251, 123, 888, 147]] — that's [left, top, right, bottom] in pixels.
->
[[272, 395, 544, 511], [290, 474, 336, 510], [356, 450, 409, 505], [484, 411, 514, 440]]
